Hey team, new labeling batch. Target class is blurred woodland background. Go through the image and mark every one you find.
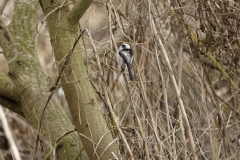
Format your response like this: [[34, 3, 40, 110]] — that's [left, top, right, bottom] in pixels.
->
[[0, 0, 240, 159]]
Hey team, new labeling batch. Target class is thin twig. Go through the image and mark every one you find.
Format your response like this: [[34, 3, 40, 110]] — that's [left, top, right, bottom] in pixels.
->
[[0, 105, 22, 160], [122, 72, 151, 160], [33, 30, 85, 159], [86, 28, 132, 159], [150, 11, 198, 160]]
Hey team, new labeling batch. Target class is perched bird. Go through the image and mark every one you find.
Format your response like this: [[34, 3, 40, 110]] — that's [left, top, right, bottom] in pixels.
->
[[117, 43, 134, 81]]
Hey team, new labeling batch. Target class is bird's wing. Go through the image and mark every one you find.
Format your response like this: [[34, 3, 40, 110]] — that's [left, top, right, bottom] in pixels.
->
[[118, 50, 132, 67]]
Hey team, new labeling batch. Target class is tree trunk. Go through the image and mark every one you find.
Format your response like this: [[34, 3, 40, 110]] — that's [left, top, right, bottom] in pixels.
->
[[40, 0, 121, 159], [0, 0, 88, 159]]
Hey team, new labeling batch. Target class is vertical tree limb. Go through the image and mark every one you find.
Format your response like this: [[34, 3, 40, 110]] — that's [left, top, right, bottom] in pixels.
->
[[40, 0, 121, 159]]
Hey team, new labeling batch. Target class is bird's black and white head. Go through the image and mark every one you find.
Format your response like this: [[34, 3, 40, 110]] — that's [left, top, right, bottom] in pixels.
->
[[119, 43, 131, 51], [117, 43, 134, 81], [117, 43, 134, 67]]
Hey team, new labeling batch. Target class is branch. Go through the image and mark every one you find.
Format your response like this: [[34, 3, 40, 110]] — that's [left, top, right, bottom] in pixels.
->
[[0, 0, 8, 15], [150, 16, 198, 160], [0, 73, 17, 99], [86, 29, 129, 159], [0, 105, 22, 160], [7, 0, 39, 67], [41, 0, 121, 158], [0, 16, 18, 64], [0, 97, 23, 116], [67, 0, 93, 25], [49, 30, 85, 92], [82, 32, 124, 63]]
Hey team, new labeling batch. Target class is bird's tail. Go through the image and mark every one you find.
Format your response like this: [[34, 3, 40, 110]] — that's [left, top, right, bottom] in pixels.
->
[[127, 65, 134, 81]]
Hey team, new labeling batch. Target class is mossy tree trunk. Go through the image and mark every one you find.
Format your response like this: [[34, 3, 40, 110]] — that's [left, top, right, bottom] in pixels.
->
[[0, 0, 120, 159], [0, 0, 88, 159], [40, 0, 120, 159]]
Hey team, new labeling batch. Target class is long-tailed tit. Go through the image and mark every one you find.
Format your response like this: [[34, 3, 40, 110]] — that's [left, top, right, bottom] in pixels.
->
[[117, 43, 134, 81]]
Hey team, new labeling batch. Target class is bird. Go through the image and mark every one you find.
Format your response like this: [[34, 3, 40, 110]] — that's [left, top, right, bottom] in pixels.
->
[[117, 43, 134, 81]]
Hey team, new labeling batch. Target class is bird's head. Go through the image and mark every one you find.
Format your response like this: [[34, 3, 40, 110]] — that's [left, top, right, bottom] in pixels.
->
[[119, 43, 131, 51]]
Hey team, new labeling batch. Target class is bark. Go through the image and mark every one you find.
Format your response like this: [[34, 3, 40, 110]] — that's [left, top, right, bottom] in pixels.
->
[[0, 0, 88, 159], [40, 0, 120, 159]]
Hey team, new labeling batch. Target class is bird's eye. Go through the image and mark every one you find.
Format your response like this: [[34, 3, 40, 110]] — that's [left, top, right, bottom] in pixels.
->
[[121, 44, 126, 48]]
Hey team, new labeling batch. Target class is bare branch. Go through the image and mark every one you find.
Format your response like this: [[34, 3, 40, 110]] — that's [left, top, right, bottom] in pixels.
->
[[0, 105, 22, 160], [0, 0, 8, 15], [67, 0, 93, 25]]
